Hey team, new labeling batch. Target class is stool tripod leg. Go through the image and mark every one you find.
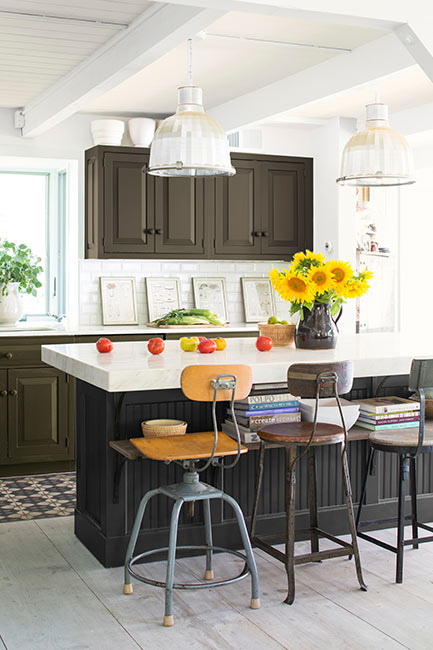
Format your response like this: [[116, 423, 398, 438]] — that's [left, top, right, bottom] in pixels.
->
[[356, 447, 375, 532], [341, 444, 367, 592], [308, 447, 319, 557], [124, 488, 160, 594], [164, 498, 184, 627], [410, 456, 419, 550], [203, 499, 214, 580], [250, 441, 265, 538], [222, 493, 260, 609], [396, 455, 409, 584], [284, 446, 297, 605]]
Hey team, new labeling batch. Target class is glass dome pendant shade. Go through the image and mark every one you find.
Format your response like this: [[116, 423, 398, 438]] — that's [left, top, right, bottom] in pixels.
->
[[148, 40, 235, 177], [336, 102, 415, 187]]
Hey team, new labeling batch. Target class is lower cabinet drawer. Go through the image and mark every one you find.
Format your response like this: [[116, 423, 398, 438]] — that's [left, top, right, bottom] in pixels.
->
[[0, 345, 41, 366]]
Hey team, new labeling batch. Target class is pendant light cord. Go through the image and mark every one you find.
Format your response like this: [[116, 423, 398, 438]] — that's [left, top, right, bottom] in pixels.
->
[[187, 38, 193, 86]]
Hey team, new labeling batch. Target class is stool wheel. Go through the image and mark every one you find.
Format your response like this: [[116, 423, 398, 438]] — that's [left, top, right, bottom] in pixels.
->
[[204, 569, 214, 580], [163, 615, 174, 627], [250, 598, 261, 609], [123, 583, 133, 595]]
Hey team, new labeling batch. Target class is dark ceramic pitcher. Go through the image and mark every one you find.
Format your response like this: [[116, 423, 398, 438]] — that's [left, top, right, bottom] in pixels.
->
[[295, 301, 342, 350]]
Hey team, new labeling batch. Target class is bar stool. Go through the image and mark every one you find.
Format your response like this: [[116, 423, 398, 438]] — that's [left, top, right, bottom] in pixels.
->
[[250, 361, 367, 605], [123, 364, 260, 626], [356, 358, 433, 583]]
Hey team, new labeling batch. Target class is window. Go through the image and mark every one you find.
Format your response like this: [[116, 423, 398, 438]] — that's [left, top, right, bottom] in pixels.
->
[[0, 169, 67, 318]]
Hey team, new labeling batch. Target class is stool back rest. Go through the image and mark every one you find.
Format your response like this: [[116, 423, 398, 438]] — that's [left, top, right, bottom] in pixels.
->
[[180, 365, 253, 472], [287, 361, 353, 398], [408, 359, 433, 455], [181, 365, 252, 402]]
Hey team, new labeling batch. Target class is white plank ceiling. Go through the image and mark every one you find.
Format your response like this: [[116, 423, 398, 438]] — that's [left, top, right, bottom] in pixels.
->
[[0, 0, 154, 107]]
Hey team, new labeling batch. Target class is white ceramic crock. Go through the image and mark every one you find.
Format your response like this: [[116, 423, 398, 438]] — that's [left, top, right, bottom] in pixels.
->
[[128, 118, 156, 147], [0, 283, 24, 325], [90, 119, 125, 146]]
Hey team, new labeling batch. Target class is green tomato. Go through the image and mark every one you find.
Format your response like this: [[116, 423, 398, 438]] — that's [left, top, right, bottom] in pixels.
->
[[268, 315, 278, 324], [280, 320, 288, 325]]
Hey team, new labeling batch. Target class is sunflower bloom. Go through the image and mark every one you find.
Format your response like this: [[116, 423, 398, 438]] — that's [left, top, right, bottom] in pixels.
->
[[269, 267, 283, 290], [305, 250, 325, 265], [276, 272, 315, 303], [344, 280, 367, 299], [307, 265, 335, 295], [328, 260, 353, 287]]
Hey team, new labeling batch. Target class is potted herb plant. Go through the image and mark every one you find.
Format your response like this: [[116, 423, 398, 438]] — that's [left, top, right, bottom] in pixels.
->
[[0, 240, 43, 325]]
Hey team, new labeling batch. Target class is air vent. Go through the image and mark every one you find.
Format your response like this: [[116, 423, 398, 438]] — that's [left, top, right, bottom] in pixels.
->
[[227, 129, 263, 151]]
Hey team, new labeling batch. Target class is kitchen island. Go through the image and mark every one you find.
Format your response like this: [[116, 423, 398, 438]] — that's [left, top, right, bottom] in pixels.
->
[[42, 333, 433, 567]]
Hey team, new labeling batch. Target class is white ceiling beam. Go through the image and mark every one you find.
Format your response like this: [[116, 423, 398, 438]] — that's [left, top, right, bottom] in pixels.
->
[[394, 22, 433, 84], [207, 33, 416, 132], [150, 0, 403, 29], [21, 4, 223, 137]]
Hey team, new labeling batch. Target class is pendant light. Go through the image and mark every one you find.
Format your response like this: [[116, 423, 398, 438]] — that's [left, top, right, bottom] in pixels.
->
[[148, 39, 235, 177], [336, 95, 415, 187]]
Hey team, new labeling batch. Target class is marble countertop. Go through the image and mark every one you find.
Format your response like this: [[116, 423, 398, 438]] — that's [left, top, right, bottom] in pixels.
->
[[0, 323, 259, 338], [41, 333, 433, 393]]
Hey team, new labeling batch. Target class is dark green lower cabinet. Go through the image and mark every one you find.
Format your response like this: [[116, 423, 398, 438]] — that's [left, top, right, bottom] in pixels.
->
[[1, 367, 73, 465]]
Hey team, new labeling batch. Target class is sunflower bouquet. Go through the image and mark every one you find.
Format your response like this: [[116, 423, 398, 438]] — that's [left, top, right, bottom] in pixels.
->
[[269, 250, 372, 320]]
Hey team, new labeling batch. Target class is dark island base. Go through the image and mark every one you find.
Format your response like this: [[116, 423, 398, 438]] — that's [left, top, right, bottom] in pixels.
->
[[75, 377, 433, 568]]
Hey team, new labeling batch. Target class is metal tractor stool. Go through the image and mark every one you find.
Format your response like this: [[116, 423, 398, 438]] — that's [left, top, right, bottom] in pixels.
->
[[250, 361, 367, 605], [356, 358, 433, 583], [123, 364, 260, 627]]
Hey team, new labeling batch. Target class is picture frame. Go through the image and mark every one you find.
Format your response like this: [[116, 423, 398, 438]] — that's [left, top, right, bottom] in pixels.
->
[[100, 277, 138, 325], [146, 277, 181, 323], [192, 277, 229, 323], [241, 277, 276, 322]]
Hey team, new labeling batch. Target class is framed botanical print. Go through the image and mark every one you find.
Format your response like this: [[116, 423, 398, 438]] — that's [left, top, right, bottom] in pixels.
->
[[100, 277, 138, 325], [241, 277, 275, 322], [192, 277, 229, 323], [146, 277, 181, 323]]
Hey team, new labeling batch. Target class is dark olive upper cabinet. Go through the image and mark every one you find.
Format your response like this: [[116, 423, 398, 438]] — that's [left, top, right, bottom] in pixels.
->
[[215, 160, 262, 256], [154, 177, 205, 255], [103, 151, 153, 255], [85, 146, 313, 260]]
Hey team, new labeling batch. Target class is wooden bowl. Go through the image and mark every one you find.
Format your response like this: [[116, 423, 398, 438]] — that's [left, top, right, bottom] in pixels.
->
[[141, 419, 187, 438], [409, 395, 433, 420], [258, 323, 296, 347]]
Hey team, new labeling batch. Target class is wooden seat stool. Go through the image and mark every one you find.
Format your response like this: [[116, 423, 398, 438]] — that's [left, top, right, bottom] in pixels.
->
[[250, 361, 367, 605], [122, 364, 260, 626], [356, 358, 433, 583]]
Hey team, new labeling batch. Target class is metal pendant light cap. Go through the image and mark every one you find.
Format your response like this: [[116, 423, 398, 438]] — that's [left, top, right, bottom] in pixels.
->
[[177, 86, 204, 111]]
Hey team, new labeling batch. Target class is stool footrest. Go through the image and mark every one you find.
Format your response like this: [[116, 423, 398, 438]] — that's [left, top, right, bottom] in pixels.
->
[[127, 545, 250, 590]]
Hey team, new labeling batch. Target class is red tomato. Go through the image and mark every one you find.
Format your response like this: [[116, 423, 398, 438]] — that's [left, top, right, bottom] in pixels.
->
[[197, 336, 208, 343], [256, 336, 273, 352], [96, 337, 113, 353], [148, 338, 165, 355], [198, 339, 217, 354]]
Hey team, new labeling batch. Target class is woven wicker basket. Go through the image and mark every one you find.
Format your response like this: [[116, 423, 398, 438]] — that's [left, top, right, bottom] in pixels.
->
[[141, 419, 187, 438], [258, 323, 296, 348]]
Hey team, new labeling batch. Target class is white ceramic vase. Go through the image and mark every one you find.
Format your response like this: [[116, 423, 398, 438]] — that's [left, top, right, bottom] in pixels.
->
[[90, 119, 125, 146], [0, 283, 24, 325], [128, 118, 156, 147]]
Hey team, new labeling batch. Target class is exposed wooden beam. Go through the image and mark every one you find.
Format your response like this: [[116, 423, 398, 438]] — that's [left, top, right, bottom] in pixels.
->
[[21, 4, 223, 137], [207, 33, 415, 131]]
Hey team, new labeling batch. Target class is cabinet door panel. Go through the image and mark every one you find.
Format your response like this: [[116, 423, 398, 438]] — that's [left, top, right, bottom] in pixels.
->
[[261, 161, 310, 257], [0, 369, 6, 462], [7, 368, 70, 462], [103, 152, 154, 254], [215, 161, 261, 256], [154, 177, 204, 254]]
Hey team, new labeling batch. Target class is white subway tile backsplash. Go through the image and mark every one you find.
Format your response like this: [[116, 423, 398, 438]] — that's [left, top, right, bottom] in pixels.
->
[[79, 258, 287, 326]]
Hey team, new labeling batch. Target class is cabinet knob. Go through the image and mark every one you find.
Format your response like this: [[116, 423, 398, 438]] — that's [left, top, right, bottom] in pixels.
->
[[0, 390, 7, 397], [9, 389, 17, 397], [262, 231, 269, 237], [146, 228, 155, 235], [4, 352, 13, 359], [155, 229, 163, 235], [253, 231, 262, 237]]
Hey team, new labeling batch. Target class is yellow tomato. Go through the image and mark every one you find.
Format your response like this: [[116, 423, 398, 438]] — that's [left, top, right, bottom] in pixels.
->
[[180, 336, 199, 351], [212, 337, 227, 351]]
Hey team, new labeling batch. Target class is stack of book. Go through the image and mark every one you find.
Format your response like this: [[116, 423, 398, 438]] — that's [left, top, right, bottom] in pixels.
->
[[353, 396, 421, 431], [222, 392, 301, 443]]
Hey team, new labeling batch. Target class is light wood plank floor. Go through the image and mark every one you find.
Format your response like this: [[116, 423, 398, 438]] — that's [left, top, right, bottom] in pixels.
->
[[1, 516, 433, 649]]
